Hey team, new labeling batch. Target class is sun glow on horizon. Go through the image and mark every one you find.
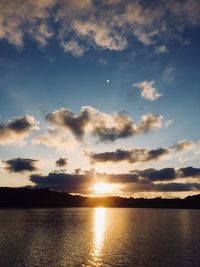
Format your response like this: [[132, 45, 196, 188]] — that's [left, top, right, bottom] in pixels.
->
[[92, 182, 120, 195]]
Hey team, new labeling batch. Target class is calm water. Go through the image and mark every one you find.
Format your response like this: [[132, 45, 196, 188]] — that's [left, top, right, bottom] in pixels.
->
[[0, 208, 200, 267]]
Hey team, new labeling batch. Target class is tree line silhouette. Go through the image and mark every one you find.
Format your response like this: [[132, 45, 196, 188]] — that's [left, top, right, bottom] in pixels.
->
[[0, 187, 200, 208]]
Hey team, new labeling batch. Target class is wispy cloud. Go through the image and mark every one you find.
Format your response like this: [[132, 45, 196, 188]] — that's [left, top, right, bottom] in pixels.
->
[[0, 0, 54, 47], [61, 40, 86, 57], [155, 45, 168, 54], [0, 0, 200, 54], [32, 128, 79, 151]]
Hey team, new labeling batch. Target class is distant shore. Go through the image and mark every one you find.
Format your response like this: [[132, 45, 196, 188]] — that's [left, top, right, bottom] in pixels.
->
[[0, 187, 200, 209]]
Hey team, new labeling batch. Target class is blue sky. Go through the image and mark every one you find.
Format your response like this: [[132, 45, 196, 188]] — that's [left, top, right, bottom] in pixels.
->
[[0, 0, 200, 197]]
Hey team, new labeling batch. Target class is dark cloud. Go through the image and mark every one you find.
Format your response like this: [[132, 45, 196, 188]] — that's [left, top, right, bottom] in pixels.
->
[[137, 168, 176, 181], [132, 166, 200, 182], [30, 166, 200, 194], [45, 107, 91, 140], [92, 124, 133, 142], [89, 147, 170, 163], [55, 157, 68, 167], [127, 181, 200, 192], [90, 149, 133, 163], [179, 167, 200, 177], [155, 183, 200, 192], [100, 173, 139, 184], [4, 158, 38, 172], [30, 172, 94, 194], [92, 112, 136, 142], [0, 115, 38, 145], [92, 112, 163, 143], [45, 106, 164, 143], [74, 168, 82, 175], [146, 148, 170, 160], [89, 139, 200, 164], [7, 116, 35, 132]]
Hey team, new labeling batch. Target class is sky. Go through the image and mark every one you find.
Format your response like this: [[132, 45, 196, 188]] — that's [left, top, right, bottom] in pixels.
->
[[0, 0, 200, 198]]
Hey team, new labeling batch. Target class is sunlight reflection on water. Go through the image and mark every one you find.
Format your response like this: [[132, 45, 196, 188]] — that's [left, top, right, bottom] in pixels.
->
[[91, 208, 106, 266]]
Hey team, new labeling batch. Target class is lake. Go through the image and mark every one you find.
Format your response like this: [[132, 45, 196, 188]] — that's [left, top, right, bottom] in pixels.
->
[[0, 208, 200, 266]]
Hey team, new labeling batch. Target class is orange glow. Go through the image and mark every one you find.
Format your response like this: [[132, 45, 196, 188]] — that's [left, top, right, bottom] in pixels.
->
[[92, 182, 120, 195]]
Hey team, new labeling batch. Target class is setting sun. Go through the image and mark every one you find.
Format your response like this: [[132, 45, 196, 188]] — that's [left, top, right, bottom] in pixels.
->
[[92, 183, 120, 195]]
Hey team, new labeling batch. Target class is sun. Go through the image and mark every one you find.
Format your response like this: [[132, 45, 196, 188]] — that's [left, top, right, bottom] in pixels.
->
[[92, 182, 119, 195]]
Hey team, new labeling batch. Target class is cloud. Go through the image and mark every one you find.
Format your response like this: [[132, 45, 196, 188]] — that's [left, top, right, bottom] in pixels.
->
[[0, 0, 54, 47], [58, 1, 162, 52], [55, 157, 68, 168], [106, 166, 200, 184], [0, 0, 200, 54], [173, 139, 200, 159], [61, 40, 85, 56], [89, 147, 171, 164], [155, 45, 168, 54], [136, 168, 176, 182], [125, 181, 200, 193], [134, 166, 200, 182], [45, 106, 164, 143], [179, 167, 200, 178], [162, 65, 175, 84], [89, 139, 200, 164], [32, 127, 79, 151], [136, 113, 163, 133], [91, 111, 137, 142], [72, 19, 127, 51], [30, 171, 94, 194], [30, 166, 200, 194], [0, 115, 38, 145], [3, 158, 38, 172], [176, 140, 199, 151], [134, 81, 162, 101], [166, 0, 200, 26], [164, 120, 173, 128], [45, 107, 91, 140], [154, 182, 200, 192], [29, 22, 54, 47]]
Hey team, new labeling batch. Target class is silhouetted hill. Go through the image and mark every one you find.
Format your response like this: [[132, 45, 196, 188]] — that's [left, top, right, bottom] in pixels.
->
[[0, 187, 200, 208]]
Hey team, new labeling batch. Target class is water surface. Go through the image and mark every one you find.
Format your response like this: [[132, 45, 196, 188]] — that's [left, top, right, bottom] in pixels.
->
[[0, 208, 199, 266]]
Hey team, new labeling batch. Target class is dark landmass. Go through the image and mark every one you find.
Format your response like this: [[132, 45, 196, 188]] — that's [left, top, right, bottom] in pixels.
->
[[0, 187, 200, 209]]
